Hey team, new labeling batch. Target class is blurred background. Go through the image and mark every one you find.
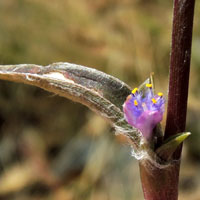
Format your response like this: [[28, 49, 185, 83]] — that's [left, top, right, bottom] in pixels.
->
[[0, 0, 199, 199]]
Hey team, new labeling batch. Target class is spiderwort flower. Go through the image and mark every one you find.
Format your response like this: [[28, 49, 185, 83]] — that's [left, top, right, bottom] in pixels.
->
[[123, 84, 165, 141]]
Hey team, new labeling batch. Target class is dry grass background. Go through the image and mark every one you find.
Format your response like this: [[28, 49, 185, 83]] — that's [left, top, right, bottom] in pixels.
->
[[0, 0, 200, 199]]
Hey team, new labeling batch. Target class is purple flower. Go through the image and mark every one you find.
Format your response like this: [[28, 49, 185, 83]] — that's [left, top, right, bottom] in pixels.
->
[[123, 84, 165, 141]]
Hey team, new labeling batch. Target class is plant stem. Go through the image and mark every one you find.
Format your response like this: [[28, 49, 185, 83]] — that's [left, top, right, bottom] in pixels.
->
[[139, 160, 180, 200], [165, 0, 195, 146], [140, 0, 195, 199]]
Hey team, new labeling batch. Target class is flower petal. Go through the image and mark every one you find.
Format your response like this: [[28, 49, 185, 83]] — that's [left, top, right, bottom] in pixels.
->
[[123, 83, 165, 141]]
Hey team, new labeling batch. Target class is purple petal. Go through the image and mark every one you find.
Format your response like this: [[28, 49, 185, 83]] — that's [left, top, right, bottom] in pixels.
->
[[123, 85, 165, 141], [123, 94, 143, 127], [135, 111, 163, 140]]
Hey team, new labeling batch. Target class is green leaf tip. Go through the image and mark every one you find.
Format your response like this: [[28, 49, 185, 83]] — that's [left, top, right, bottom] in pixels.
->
[[156, 132, 191, 161]]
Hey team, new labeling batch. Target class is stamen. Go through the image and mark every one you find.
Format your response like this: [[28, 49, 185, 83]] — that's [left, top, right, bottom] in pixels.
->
[[134, 100, 138, 106], [146, 83, 152, 88], [132, 88, 138, 94], [158, 92, 163, 97], [152, 98, 157, 104]]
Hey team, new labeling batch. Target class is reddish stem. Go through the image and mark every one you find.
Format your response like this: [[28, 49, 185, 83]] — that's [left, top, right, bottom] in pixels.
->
[[139, 160, 179, 200], [165, 0, 195, 145], [140, 0, 195, 199]]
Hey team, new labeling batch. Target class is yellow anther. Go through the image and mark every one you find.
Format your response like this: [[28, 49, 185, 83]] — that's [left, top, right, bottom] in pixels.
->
[[132, 88, 138, 94], [158, 92, 163, 97], [134, 100, 138, 106], [152, 98, 157, 104], [146, 83, 152, 88]]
